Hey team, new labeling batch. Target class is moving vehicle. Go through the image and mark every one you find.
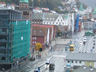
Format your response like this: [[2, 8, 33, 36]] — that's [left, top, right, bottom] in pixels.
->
[[69, 44, 74, 51]]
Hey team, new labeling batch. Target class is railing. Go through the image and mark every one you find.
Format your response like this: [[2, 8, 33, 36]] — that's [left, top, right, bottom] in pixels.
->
[[0, 32, 8, 35], [0, 60, 10, 64], [0, 39, 7, 42], [0, 24, 9, 27], [0, 46, 6, 49]]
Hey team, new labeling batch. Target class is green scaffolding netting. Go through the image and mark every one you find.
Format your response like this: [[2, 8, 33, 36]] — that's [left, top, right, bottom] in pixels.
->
[[11, 20, 31, 61]]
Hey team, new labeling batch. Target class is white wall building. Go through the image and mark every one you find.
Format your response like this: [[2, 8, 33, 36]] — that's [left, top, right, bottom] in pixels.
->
[[42, 13, 74, 31], [66, 53, 96, 68], [32, 12, 75, 32]]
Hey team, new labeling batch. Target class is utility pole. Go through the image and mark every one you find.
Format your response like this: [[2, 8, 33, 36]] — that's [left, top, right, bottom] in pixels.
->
[[32, 0, 34, 9]]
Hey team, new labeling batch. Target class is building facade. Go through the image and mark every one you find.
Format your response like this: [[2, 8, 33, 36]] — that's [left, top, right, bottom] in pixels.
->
[[32, 24, 56, 49], [0, 9, 31, 70], [32, 13, 75, 32], [66, 53, 96, 68]]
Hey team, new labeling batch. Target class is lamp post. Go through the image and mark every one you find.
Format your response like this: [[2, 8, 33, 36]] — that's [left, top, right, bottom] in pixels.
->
[[32, 0, 34, 9]]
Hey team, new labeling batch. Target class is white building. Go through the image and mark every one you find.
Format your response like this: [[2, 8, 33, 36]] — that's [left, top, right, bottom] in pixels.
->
[[66, 53, 96, 68], [42, 13, 74, 31], [32, 12, 75, 32]]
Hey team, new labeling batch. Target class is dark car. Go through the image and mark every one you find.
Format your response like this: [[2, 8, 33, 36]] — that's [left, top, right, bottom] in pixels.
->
[[49, 64, 55, 70]]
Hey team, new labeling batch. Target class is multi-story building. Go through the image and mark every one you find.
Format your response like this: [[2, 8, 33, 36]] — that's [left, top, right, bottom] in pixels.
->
[[83, 20, 94, 30], [32, 24, 56, 49], [0, 8, 31, 70], [19, 0, 32, 19]]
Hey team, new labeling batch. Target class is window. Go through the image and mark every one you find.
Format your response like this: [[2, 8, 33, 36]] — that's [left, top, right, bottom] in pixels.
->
[[23, 11, 29, 15], [32, 42, 35, 44], [79, 61, 82, 63], [2, 28, 7, 32], [45, 22, 47, 24], [68, 60, 70, 63], [75, 61, 77, 63], [93, 47, 94, 49], [72, 60, 73, 63], [1, 57, 6, 60], [35, 41, 36, 43]]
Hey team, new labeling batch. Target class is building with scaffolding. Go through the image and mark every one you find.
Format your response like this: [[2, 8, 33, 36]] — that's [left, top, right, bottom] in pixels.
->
[[0, 8, 31, 70]]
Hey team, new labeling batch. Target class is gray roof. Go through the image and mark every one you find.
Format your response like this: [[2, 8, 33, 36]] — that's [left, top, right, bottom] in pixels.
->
[[72, 67, 96, 72], [32, 13, 43, 20], [31, 13, 69, 21], [66, 53, 96, 61], [43, 13, 58, 21]]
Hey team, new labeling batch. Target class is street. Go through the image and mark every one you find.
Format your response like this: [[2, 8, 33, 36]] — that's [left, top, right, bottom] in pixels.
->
[[18, 44, 67, 72], [11, 31, 96, 72], [0, 0, 96, 72]]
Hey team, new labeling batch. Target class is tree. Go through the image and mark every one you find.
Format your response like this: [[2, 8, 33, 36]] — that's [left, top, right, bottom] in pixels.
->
[[35, 42, 42, 51]]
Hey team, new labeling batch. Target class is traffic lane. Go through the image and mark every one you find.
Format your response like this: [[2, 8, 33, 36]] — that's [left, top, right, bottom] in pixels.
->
[[45, 56, 66, 72], [54, 44, 66, 51], [20, 51, 53, 72], [28, 44, 66, 72]]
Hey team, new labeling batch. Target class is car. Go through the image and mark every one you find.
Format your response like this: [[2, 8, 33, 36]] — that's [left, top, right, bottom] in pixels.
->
[[49, 64, 55, 70], [34, 69, 38, 72], [46, 59, 50, 65]]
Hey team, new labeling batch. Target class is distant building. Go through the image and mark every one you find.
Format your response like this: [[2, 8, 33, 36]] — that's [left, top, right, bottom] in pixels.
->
[[65, 66, 96, 72], [93, 22, 96, 33], [83, 20, 94, 30], [32, 24, 56, 49], [18, 0, 32, 19], [32, 13, 74, 32], [92, 8, 96, 19], [66, 53, 96, 68]]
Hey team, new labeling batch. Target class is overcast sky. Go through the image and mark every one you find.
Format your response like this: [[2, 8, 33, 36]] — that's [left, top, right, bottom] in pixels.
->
[[79, 0, 96, 8]]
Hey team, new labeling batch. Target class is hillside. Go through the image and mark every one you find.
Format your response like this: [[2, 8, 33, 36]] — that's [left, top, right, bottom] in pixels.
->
[[0, 0, 63, 10]]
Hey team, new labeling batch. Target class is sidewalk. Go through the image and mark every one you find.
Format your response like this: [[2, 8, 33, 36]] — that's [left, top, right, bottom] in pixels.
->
[[33, 47, 51, 60]]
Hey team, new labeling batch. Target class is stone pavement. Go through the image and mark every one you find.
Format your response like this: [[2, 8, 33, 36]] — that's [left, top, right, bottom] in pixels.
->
[[33, 47, 51, 59]]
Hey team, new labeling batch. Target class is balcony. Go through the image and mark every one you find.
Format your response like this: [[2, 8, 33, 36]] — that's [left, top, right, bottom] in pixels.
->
[[0, 39, 8, 43], [0, 32, 8, 35], [0, 60, 11, 64], [0, 46, 6, 49]]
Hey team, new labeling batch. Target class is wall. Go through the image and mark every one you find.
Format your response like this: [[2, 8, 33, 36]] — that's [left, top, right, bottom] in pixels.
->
[[32, 36, 45, 48], [66, 60, 84, 67], [66, 60, 96, 68], [55, 38, 72, 45]]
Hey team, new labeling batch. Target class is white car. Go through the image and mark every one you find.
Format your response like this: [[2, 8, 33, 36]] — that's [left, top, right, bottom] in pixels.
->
[[83, 37, 87, 42]]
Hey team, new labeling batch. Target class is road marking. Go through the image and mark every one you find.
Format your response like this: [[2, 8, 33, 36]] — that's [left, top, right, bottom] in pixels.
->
[[53, 55, 66, 58]]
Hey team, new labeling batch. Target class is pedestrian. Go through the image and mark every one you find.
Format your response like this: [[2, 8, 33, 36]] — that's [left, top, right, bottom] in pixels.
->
[[50, 46, 53, 52]]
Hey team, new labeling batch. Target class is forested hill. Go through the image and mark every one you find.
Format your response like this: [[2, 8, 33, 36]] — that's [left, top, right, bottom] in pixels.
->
[[0, 0, 63, 10]]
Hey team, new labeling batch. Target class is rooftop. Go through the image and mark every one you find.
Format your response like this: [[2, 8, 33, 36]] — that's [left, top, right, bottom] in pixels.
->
[[73, 66, 96, 72], [31, 13, 69, 21], [66, 53, 96, 61], [20, 0, 29, 3], [0, 8, 21, 13]]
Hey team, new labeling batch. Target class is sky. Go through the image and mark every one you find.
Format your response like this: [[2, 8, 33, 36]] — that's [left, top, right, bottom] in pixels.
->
[[79, 0, 96, 8]]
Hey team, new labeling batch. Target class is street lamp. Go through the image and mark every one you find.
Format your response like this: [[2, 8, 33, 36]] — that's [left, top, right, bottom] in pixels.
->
[[32, 0, 34, 9]]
